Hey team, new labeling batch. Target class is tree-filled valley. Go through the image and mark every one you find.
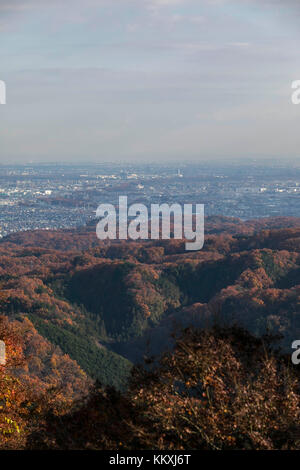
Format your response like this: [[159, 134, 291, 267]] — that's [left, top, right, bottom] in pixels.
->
[[1, 215, 300, 449]]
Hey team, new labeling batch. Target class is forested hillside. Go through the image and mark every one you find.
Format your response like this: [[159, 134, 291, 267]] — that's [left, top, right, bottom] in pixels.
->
[[1, 216, 300, 448]]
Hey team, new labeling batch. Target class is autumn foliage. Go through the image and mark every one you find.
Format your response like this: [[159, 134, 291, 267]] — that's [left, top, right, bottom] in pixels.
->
[[26, 326, 300, 450], [1, 216, 300, 449]]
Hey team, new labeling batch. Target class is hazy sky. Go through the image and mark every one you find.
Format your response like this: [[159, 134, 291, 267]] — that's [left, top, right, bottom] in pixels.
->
[[0, 0, 300, 163]]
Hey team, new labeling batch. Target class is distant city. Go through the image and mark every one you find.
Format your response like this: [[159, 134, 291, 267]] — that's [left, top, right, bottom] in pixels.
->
[[0, 162, 300, 238]]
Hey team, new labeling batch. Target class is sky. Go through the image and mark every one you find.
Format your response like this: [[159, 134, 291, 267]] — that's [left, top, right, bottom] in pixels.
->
[[0, 0, 300, 164]]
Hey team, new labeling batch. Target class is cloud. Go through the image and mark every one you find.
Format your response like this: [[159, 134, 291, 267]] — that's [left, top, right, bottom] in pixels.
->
[[149, 0, 185, 5], [170, 14, 205, 25], [1, 0, 300, 162]]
